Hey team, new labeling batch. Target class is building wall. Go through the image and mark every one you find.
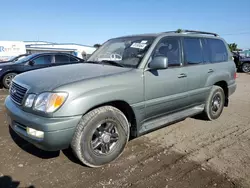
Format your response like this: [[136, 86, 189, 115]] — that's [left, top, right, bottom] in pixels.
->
[[26, 44, 96, 58]]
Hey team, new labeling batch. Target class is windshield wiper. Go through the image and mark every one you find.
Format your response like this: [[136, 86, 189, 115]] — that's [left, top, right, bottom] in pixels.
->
[[84, 60, 124, 67], [100, 60, 124, 67]]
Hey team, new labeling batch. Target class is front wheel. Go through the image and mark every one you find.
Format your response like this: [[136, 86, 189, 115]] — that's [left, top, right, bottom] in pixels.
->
[[242, 62, 250, 73], [71, 106, 130, 168], [203, 85, 225, 120], [2, 73, 17, 89]]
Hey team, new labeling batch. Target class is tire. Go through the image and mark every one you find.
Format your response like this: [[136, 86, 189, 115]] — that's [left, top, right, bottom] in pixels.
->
[[2, 73, 17, 89], [203, 85, 225, 121], [241, 62, 250, 73], [71, 105, 130, 168]]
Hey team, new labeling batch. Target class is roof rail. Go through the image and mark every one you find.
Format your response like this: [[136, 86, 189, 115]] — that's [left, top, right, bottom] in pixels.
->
[[178, 30, 219, 37]]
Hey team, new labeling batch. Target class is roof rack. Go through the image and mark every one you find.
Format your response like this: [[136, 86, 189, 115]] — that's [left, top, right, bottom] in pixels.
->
[[177, 30, 219, 37]]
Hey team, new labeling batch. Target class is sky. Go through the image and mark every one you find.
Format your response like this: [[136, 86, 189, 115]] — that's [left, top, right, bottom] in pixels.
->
[[1, 0, 250, 48]]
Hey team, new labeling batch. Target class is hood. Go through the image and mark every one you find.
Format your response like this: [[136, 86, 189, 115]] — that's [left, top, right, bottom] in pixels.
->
[[13, 63, 132, 93], [0, 61, 15, 66]]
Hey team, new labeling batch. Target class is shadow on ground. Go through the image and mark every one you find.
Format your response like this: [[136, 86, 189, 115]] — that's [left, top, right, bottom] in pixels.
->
[[0, 176, 34, 188], [3, 126, 243, 187]]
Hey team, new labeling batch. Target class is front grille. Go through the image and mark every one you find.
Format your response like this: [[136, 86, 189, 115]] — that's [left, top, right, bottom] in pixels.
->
[[10, 81, 27, 105]]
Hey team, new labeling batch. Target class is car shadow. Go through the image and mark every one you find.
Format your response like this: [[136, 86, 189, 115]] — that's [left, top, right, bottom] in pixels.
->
[[0, 175, 35, 188], [61, 148, 83, 166], [9, 126, 60, 159], [191, 113, 209, 121]]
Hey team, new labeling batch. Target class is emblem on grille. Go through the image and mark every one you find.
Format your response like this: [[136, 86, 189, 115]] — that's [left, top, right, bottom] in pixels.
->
[[11, 88, 17, 94]]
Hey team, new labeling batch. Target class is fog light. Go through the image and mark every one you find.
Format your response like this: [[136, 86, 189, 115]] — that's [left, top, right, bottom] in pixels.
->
[[27, 127, 44, 139]]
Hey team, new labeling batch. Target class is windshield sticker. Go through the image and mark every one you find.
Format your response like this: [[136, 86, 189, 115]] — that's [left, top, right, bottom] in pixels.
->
[[130, 43, 147, 49], [141, 40, 148, 44]]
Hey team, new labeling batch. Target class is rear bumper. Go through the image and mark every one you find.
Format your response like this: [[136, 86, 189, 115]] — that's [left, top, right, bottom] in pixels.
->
[[228, 83, 237, 97], [5, 96, 82, 151]]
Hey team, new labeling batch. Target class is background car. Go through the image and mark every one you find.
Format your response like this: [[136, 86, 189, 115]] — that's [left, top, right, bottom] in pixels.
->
[[0, 52, 84, 89], [232, 51, 250, 73]]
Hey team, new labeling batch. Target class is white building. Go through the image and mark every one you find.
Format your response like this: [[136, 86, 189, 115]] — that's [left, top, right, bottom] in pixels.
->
[[24, 41, 97, 59]]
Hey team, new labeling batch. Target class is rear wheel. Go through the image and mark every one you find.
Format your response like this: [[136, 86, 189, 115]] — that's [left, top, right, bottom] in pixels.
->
[[242, 62, 250, 73], [71, 106, 130, 168], [203, 85, 225, 120], [2, 73, 17, 89]]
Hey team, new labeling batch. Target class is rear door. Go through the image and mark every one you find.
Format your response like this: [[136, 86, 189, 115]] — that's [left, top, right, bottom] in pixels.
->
[[182, 37, 212, 106]]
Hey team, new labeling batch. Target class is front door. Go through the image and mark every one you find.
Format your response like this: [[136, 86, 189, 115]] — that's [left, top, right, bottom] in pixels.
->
[[144, 37, 189, 121]]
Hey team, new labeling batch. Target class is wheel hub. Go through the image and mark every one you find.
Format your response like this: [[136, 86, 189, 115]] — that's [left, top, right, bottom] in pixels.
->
[[91, 121, 119, 155], [212, 94, 221, 113], [102, 133, 111, 143]]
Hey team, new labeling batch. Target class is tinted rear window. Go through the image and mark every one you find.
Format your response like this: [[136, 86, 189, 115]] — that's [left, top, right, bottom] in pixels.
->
[[207, 39, 228, 63]]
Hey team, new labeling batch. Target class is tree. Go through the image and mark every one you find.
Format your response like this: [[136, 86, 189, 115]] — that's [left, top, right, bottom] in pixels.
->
[[228, 43, 238, 52], [94, 44, 101, 48], [176, 29, 183, 33]]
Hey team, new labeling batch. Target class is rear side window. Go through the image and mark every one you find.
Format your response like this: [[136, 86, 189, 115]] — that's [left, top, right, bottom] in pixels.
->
[[183, 38, 203, 65], [207, 39, 228, 63], [55, 55, 70, 63], [33, 55, 52, 65]]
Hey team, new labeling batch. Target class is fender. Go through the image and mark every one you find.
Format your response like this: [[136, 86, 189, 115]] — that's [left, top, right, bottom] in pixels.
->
[[53, 83, 145, 120]]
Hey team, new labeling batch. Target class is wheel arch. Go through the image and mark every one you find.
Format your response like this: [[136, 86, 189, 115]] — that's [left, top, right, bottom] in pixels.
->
[[213, 80, 228, 106], [86, 100, 137, 138]]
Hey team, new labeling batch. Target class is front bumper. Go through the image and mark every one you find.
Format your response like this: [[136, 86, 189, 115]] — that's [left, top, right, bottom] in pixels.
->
[[5, 96, 82, 151]]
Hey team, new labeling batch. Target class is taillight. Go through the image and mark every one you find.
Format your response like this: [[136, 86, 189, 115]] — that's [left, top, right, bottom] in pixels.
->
[[234, 72, 237, 79]]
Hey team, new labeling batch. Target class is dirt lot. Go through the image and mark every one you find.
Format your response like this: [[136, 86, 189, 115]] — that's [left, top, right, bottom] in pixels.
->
[[0, 73, 250, 188]]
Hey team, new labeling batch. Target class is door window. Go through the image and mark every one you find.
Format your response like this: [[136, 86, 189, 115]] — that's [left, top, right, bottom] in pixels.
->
[[183, 38, 203, 65], [152, 37, 181, 67], [201, 39, 211, 63], [33, 55, 52, 65], [55, 55, 70, 63]]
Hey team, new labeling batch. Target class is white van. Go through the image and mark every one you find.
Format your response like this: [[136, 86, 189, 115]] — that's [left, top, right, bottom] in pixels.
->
[[0, 41, 26, 62]]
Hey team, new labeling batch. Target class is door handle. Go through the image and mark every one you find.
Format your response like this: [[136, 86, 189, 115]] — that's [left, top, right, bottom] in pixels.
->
[[178, 73, 187, 78], [208, 69, 214, 73]]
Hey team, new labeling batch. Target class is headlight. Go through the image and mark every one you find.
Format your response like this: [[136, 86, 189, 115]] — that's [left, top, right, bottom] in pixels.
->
[[33, 92, 68, 113], [24, 94, 36, 107], [0, 68, 2, 71]]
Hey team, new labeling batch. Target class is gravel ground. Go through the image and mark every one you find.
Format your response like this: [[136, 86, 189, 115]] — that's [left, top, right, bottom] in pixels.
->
[[0, 73, 249, 188]]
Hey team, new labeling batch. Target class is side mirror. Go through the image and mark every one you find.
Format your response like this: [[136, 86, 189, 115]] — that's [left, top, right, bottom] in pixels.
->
[[148, 56, 168, 70], [28, 61, 34, 66]]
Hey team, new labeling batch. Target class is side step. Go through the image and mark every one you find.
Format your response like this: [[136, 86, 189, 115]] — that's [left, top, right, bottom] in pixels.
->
[[139, 104, 205, 135]]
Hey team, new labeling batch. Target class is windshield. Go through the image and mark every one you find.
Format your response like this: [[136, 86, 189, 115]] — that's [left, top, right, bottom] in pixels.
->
[[88, 36, 156, 68], [14, 54, 36, 64]]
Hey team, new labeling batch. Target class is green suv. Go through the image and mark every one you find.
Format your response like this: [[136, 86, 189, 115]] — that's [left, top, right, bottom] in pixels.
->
[[5, 30, 237, 167]]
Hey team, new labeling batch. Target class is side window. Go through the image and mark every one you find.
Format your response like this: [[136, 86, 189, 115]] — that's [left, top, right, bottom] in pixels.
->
[[207, 39, 228, 63], [201, 38, 211, 63], [183, 38, 203, 65], [33, 55, 52, 65], [153, 37, 181, 67], [69, 56, 79, 62], [55, 55, 70, 63]]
